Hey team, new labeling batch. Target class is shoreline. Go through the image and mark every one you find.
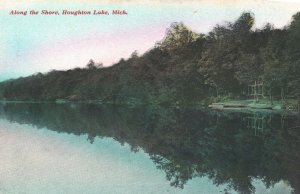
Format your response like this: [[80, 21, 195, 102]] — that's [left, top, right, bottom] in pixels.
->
[[0, 99, 298, 115]]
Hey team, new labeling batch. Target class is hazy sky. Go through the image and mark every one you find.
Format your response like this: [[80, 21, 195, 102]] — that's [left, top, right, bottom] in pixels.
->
[[1, 0, 300, 81]]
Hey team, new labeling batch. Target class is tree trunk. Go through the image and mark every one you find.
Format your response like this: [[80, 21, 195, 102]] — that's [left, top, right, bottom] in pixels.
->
[[269, 88, 273, 104], [281, 87, 285, 102]]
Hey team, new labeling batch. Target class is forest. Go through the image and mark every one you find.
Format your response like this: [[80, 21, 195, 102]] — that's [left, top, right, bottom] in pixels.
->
[[0, 12, 299, 106]]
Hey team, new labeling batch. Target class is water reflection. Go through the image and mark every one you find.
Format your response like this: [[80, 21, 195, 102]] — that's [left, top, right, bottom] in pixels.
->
[[0, 103, 299, 194]]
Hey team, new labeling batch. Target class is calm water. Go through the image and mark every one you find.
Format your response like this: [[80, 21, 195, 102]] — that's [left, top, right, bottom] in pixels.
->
[[0, 103, 299, 194]]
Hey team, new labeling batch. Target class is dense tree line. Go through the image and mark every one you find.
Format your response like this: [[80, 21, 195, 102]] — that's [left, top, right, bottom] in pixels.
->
[[0, 12, 299, 105]]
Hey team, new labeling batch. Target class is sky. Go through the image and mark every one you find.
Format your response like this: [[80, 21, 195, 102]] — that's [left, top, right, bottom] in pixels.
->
[[0, 0, 300, 81]]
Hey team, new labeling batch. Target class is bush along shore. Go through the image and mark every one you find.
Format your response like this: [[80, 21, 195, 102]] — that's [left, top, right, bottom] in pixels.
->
[[0, 12, 299, 111]]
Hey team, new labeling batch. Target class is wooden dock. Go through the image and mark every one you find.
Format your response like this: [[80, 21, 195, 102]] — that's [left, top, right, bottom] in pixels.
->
[[209, 101, 275, 111]]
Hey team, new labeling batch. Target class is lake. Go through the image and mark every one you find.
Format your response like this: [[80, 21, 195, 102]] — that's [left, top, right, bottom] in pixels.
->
[[0, 103, 299, 194]]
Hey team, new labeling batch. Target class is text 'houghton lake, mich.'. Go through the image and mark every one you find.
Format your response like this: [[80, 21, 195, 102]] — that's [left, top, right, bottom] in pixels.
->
[[9, 10, 128, 16]]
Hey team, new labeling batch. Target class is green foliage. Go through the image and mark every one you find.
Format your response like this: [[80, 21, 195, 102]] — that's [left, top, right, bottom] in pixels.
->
[[0, 12, 299, 104], [157, 22, 199, 51]]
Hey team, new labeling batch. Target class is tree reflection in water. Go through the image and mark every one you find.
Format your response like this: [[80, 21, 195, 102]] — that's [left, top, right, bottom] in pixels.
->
[[0, 103, 299, 194]]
